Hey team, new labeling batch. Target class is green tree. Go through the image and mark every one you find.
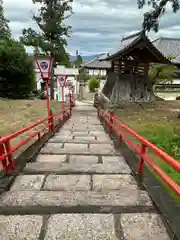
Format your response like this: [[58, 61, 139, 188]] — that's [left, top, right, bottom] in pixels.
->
[[88, 76, 100, 92], [0, 0, 11, 39], [148, 63, 177, 84], [0, 39, 36, 99], [20, 0, 73, 99], [74, 54, 83, 67], [137, 0, 180, 32], [79, 68, 89, 82]]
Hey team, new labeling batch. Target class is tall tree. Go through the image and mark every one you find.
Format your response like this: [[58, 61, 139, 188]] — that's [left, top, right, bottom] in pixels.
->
[[0, 39, 36, 99], [148, 63, 177, 85], [74, 54, 83, 67], [137, 0, 180, 32], [0, 0, 11, 39], [20, 0, 73, 99]]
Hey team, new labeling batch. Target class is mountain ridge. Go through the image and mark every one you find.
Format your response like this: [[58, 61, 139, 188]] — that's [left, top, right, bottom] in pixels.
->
[[28, 52, 103, 62], [69, 54, 103, 62]]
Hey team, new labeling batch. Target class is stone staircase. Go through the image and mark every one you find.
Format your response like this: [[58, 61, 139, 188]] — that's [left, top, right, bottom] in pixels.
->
[[0, 103, 170, 239]]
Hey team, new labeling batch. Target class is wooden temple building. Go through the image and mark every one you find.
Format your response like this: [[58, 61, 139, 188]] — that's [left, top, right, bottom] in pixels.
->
[[99, 31, 171, 102], [82, 53, 111, 77], [153, 37, 180, 89]]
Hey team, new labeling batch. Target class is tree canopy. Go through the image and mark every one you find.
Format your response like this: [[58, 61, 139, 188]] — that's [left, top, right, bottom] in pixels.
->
[[137, 0, 180, 32], [20, 0, 73, 66], [0, 0, 11, 39], [74, 54, 83, 67], [0, 39, 36, 99], [148, 63, 177, 84], [0, 0, 36, 99]]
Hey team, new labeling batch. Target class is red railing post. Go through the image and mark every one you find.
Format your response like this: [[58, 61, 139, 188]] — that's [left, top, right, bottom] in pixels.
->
[[38, 132, 41, 142], [138, 143, 146, 174], [109, 110, 113, 134], [119, 134, 123, 143], [49, 109, 54, 132], [0, 137, 8, 173], [4, 140, 15, 172]]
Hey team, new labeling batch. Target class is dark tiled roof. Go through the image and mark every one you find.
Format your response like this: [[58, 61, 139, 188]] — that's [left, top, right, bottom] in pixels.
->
[[108, 31, 143, 56], [152, 37, 180, 58], [103, 31, 169, 64], [83, 53, 111, 69]]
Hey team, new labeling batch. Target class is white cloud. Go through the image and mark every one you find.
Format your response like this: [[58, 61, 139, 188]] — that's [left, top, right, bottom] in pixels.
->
[[3, 0, 180, 55]]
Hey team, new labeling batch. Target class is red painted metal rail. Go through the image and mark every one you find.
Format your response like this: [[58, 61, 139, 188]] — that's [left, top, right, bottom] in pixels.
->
[[0, 107, 70, 174], [98, 108, 180, 198]]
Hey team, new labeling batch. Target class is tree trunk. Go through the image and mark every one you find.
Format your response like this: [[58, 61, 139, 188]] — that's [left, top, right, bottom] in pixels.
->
[[110, 73, 155, 103], [102, 72, 116, 99]]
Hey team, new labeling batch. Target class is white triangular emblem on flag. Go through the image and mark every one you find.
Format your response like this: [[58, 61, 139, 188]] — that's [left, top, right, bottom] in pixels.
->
[[34, 57, 53, 78]]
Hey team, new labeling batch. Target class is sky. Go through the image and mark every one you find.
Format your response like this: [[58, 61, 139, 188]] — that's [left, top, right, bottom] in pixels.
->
[[3, 0, 180, 56]]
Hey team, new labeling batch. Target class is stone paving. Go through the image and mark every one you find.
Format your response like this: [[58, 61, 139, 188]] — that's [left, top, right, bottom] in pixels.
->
[[0, 103, 171, 239]]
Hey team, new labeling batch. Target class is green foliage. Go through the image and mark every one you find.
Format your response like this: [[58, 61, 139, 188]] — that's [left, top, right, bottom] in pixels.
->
[[20, 0, 73, 66], [137, 0, 180, 32], [79, 70, 90, 82], [0, 39, 36, 99], [138, 125, 180, 200], [176, 96, 180, 100], [74, 54, 83, 67], [36, 90, 46, 100], [88, 77, 100, 92], [0, 0, 11, 39], [148, 63, 177, 84]]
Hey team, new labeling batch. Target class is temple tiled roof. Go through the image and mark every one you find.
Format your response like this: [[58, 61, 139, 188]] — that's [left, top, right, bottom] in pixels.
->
[[152, 37, 180, 58], [108, 31, 142, 57], [101, 31, 169, 64], [83, 53, 111, 69]]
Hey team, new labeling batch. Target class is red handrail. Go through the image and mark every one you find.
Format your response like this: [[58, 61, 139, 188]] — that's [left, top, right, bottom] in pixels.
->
[[0, 116, 49, 144], [113, 115, 180, 172], [0, 107, 70, 173], [99, 108, 180, 197]]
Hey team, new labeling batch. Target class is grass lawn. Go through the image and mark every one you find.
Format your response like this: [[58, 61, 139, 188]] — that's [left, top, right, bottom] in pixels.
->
[[0, 99, 64, 170], [112, 100, 180, 202]]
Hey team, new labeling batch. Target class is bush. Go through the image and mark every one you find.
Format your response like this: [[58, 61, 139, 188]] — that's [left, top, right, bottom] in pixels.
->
[[36, 90, 46, 100], [0, 39, 36, 99], [88, 77, 100, 92], [176, 96, 180, 100]]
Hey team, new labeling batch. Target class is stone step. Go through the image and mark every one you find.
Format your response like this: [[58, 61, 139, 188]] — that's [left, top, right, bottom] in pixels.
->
[[0, 189, 155, 215], [0, 213, 171, 240], [60, 124, 104, 130], [23, 162, 131, 174], [10, 174, 138, 192], [56, 131, 108, 136], [49, 135, 113, 144], [40, 143, 119, 155]]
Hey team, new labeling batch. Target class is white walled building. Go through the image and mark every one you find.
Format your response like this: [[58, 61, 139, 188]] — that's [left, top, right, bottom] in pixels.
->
[[82, 53, 111, 77], [35, 65, 79, 101]]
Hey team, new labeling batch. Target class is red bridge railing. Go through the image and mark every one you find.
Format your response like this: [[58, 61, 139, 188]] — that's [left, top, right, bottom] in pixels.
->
[[98, 108, 180, 198], [0, 107, 70, 174]]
